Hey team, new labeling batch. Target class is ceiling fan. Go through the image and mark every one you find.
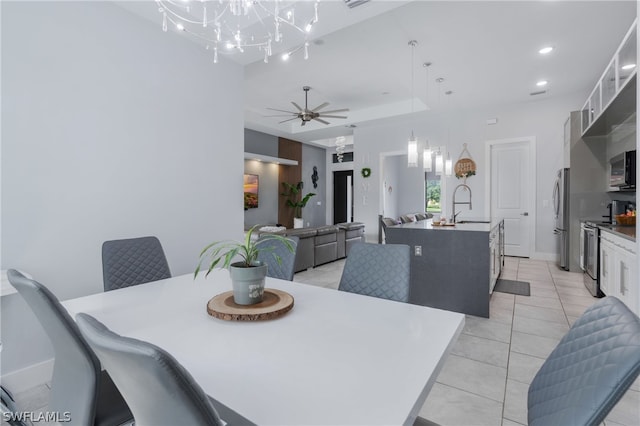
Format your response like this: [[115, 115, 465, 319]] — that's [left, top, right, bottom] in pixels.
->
[[266, 86, 349, 126]]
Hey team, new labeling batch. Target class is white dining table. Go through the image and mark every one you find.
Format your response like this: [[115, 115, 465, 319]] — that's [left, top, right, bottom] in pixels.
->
[[62, 271, 464, 426]]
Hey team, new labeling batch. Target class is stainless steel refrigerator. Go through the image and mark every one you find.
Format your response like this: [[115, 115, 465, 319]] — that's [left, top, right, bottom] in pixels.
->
[[553, 168, 570, 270]]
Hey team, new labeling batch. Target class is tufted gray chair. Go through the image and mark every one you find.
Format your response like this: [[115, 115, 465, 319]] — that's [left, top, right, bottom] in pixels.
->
[[76, 313, 224, 426], [399, 215, 415, 224], [338, 243, 410, 303], [7, 270, 132, 426], [102, 236, 171, 292], [256, 236, 298, 281], [528, 296, 640, 426]]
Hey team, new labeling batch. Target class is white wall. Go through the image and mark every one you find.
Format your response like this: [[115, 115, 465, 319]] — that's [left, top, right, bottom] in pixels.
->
[[396, 155, 426, 216], [353, 92, 584, 258], [381, 155, 401, 219], [1, 1, 243, 380]]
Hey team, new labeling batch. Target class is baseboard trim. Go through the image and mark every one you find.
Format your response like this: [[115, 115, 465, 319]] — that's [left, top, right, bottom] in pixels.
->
[[531, 252, 557, 262], [1, 358, 53, 393]]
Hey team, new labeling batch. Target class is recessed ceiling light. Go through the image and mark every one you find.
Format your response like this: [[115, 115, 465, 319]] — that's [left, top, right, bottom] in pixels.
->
[[539, 46, 553, 54], [536, 80, 548, 87], [621, 63, 636, 70]]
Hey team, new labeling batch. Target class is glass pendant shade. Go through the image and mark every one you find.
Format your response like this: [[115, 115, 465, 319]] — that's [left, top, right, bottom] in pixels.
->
[[445, 153, 453, 177], [423, 147, 432, 171], [435, 151, 444, 175], [407, 135, 418, 168]]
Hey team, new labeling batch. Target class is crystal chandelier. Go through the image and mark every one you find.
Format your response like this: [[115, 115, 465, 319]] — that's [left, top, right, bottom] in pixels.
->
[[155, 0, 320, 64], [335, 136, 347, 162]]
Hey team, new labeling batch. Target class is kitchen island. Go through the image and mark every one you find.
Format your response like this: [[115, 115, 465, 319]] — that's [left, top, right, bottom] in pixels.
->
[[385, 218, 504, 318]]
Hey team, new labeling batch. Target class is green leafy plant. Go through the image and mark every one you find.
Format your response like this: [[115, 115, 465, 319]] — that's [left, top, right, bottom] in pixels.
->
[[194, 225, 294, 277], [281, 182, 316, 218]]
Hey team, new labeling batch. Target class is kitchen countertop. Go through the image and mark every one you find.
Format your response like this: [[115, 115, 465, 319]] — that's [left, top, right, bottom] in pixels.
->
[[598, 224, 636, 242], [391, 218, 501, 232]]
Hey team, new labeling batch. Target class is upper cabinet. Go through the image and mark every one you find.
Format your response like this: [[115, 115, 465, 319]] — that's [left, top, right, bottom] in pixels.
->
[[582, 19, 637, 137]]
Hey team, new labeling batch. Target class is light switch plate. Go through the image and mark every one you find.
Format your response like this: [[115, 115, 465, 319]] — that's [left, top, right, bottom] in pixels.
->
[[415, 246, 422, 256]]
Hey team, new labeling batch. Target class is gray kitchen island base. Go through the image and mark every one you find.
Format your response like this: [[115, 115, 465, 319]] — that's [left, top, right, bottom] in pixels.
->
[[386, 219, 504, 318]]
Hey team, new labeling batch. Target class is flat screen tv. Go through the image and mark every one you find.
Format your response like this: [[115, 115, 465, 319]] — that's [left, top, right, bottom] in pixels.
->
[[244, 174, 259, 210]]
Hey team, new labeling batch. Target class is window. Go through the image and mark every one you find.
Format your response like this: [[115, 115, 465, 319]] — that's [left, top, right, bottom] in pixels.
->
[[425, 170, 441, 213]]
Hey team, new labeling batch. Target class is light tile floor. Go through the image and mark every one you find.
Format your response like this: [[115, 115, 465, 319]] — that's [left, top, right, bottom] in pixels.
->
[[9, 257, 640, 426]]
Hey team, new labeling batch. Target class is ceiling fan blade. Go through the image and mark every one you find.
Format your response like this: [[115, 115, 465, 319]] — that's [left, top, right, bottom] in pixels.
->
[[311, 102, 329, 112], [264, 114, 298, 117], [319, 108, 349, 114], [279, 117, 300, 124], [267, 107, 298, 114], [291, 102, 303, 112], [314, 118, 330, 125], [319, 115, 348, 119]]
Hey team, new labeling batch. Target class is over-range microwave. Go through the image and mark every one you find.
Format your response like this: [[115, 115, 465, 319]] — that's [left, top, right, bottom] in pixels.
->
[[609, 150, 636, 189]]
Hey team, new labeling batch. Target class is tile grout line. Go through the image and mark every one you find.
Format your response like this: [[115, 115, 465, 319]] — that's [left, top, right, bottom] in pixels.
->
[[500, 257, 518, 426], [548, 261, 577, 327]]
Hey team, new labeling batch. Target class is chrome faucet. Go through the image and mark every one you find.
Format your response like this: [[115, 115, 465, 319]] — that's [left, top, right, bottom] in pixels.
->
[[451, 184, 473, 223]]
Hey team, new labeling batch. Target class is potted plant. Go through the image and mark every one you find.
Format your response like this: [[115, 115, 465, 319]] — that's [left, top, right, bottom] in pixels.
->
[[281, 181, 316, 229], [194, 225, 294, 305]]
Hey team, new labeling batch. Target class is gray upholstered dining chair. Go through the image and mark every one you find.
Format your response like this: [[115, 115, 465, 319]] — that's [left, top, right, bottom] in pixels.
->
[[399, 214, 415, 224], [76, 313, 224, 426], [102, 236, 171, 291], [379, 217, 398, 243], [528, 296, 640, 426], [256, 236, 298, 281], [6, 270, 132, 426], [338, 243, 410, 302]]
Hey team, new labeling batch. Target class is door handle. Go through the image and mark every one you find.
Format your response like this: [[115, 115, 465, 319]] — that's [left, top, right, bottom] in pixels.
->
[[521, 212, 529, 216]]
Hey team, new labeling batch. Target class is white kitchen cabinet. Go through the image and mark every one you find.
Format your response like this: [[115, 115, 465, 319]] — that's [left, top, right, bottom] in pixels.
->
[[599, 238, 613, 296], [581, 19, 637, 137], [599, 231, 638, 316]]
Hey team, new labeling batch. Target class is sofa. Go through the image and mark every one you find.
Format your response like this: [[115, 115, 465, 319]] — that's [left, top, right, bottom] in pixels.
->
[[255, 222, 365, 273]]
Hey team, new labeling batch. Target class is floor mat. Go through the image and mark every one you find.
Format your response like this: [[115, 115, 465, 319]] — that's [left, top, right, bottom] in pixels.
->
[[494, 279, 530, 296]]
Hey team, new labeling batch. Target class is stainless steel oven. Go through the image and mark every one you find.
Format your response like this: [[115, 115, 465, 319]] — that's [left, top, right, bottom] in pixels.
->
[[581, 221, 603, 297]]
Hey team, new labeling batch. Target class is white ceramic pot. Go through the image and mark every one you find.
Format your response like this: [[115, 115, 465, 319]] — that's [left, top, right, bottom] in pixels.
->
[[293, 218, 304, 229], [229, 262, 267, 305]]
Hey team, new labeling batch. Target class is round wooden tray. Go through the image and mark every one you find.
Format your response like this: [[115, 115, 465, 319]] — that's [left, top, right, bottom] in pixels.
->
[[206, 289, 294, 321]]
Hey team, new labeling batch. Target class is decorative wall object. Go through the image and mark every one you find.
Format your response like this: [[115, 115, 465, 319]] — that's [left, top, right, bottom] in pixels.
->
[[312, 166, 319, 188], [455, 143, 477, 184], [244, 174, 259, 210], [361, 167, 372, 178]]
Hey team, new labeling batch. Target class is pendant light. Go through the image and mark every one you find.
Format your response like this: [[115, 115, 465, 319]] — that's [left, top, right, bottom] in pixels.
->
[[445, 152, 453, 176], [444, 90, 454, 177], [423, 62, 432, 172], [435, 148, 444, 175], [407, 40, 419, 168], [434, 77, 444, 175]]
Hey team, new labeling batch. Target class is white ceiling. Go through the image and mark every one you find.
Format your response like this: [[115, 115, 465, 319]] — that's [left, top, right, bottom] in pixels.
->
[[118, 1, 637, 147]]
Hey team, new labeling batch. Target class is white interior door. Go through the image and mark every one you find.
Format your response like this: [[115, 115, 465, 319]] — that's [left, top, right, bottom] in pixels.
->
[[490, 139, 533, 257]]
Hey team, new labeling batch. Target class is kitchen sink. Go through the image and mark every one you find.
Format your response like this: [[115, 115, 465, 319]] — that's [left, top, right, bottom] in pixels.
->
[[455, 220, 491, 224]]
